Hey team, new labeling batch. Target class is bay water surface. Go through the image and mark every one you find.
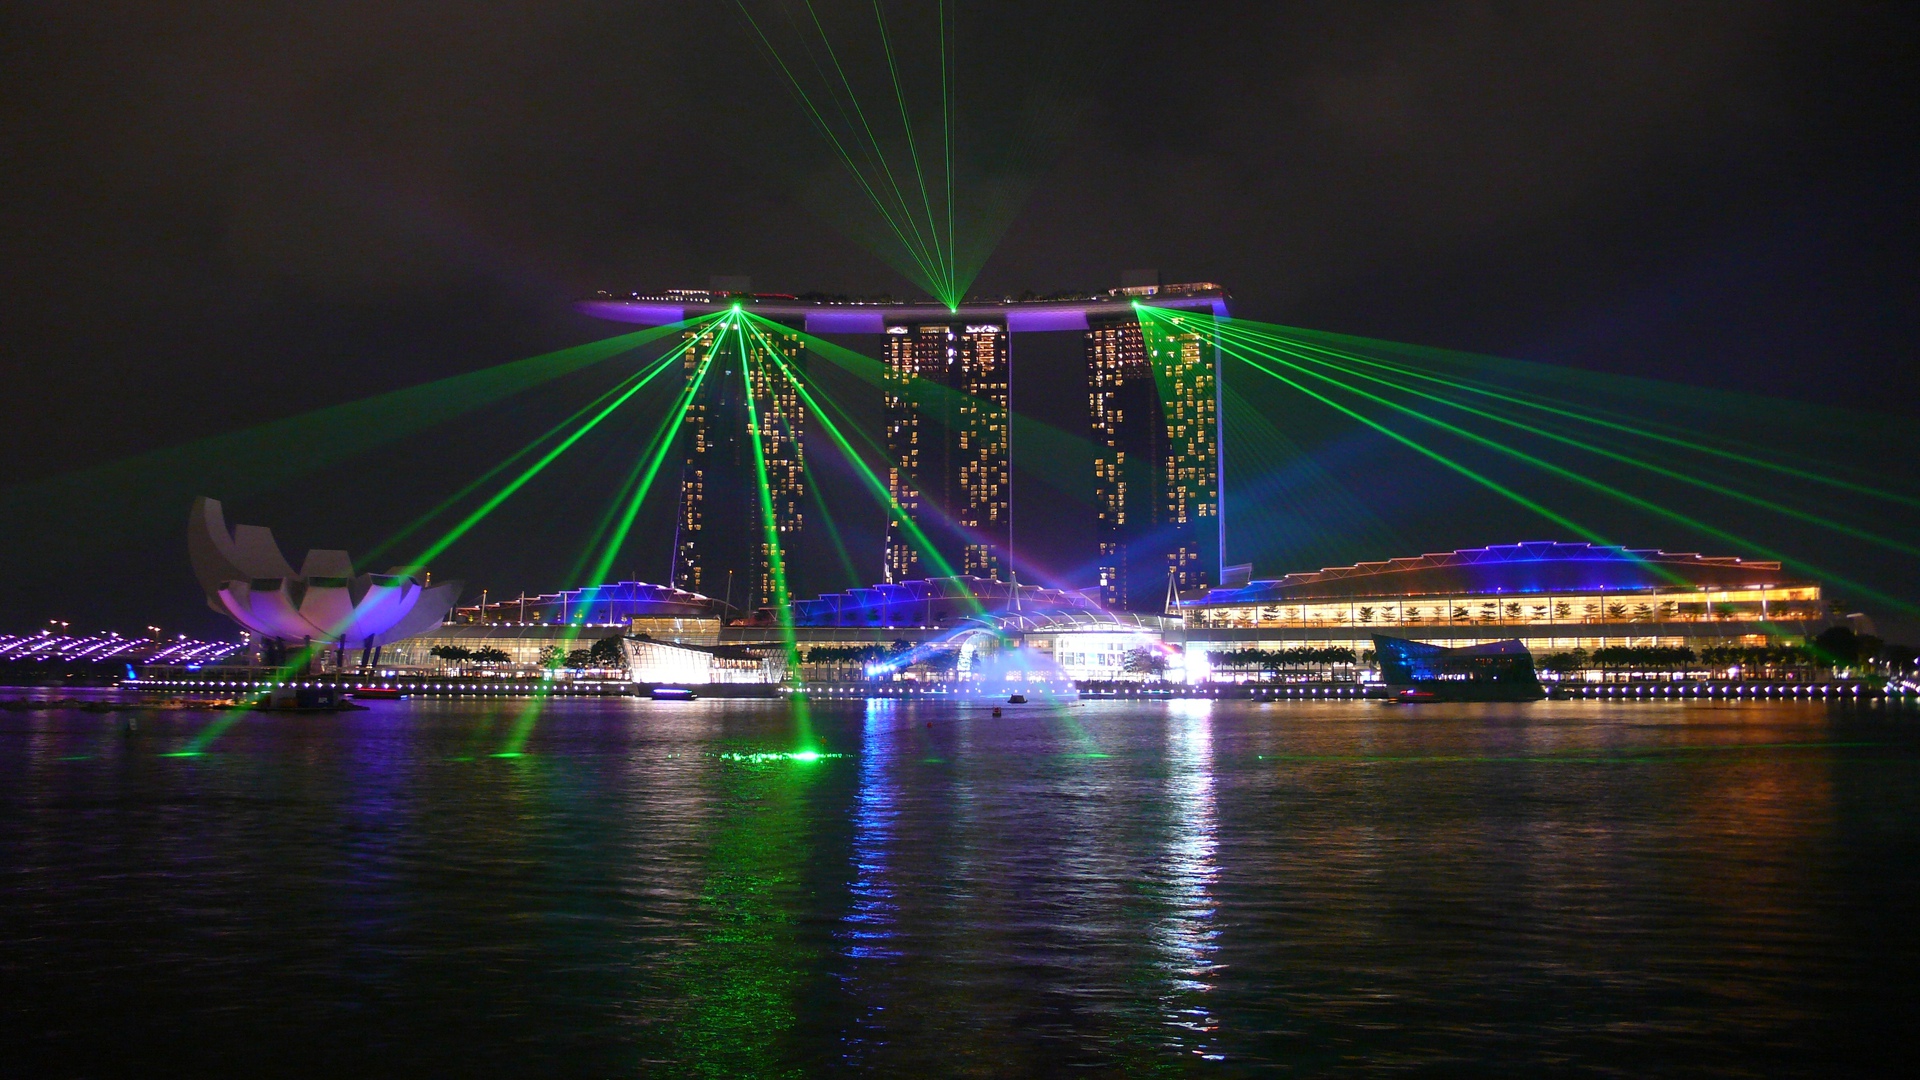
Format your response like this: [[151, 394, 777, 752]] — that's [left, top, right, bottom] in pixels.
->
[[3, 694, 1916, 1076]]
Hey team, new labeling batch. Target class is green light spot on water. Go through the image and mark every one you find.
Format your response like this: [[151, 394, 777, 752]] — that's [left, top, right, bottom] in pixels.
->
[[159, 751, 202, 758], [490, 751, 524, 759], [717, 750, 847, 764]]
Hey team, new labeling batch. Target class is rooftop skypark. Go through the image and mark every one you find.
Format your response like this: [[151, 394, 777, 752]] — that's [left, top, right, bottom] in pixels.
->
[[578, 281, 1230, 334]]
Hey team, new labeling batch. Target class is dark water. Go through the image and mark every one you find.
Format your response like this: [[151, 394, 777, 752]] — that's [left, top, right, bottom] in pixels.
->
[[4, 694, 1918, 1077]]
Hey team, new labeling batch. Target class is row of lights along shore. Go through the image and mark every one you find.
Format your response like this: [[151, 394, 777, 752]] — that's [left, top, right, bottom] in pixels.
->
[[125, 678, 1919, 700]]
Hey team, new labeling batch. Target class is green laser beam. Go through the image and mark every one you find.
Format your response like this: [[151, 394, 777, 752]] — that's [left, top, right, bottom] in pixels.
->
[[778, 0, 890, 189], [495, 681, 556, 759], [357, 322, 718, 570], [784, 0, 946, 290], [1246, 327, 1920, 558], [873, 0, 951, 303], [1212, 318, 1912, 604], [806, 465, 863, 589], [939, 0, 955, 302], [1248, 323, 1920, 512], [401, 329, 695, 575], [1177, 311, 1920, 616], [1218, 380, 1411, 559], [740, 323, 799, 655], [165, 634, 344, 755], [741, 312, 973, 600], [167, 324, 706, 759], [798, 0, 945, 291], [764, 316, 1094, 490], [495, 322, 734, 758], [1136, 306, 1610, 546], [733, 2, 944, 294], [1263, 320, 1918, 493], [0, 325, 691, 562], [163, 710, 245, 757], [580, 323, 723, 589], [734, 318, 817, 751], [565, 433, 671, 590]]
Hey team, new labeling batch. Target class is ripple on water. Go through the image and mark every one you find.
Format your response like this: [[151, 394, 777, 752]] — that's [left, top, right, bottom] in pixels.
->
[[1, 695, 1915, 1076]]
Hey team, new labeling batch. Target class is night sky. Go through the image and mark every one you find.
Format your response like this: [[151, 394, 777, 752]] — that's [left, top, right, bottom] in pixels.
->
[[2, 2, 1916, 636]]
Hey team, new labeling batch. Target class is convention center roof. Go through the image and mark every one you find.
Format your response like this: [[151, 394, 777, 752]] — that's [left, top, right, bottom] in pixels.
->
[[1188, 542, 1812, 606]]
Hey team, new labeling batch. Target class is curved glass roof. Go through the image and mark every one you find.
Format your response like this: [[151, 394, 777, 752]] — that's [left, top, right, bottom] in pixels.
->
[[1189, 542, 1811, 605]]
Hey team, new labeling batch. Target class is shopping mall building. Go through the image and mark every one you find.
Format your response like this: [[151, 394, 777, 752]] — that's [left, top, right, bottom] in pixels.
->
[[1177, 541, 1828, 661]]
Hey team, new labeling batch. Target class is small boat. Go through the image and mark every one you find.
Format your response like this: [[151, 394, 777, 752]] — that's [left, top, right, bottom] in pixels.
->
[[1007, 693, 1027, 704], [651, 686, 697, 701], [351, 686, 403, 700]]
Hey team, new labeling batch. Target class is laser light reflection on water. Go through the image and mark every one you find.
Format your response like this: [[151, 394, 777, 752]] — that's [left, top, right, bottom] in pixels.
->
[[717, 750, 847, 765]]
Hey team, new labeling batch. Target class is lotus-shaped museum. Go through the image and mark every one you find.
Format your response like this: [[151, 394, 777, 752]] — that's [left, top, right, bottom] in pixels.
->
[[190, 497, 462, 665]]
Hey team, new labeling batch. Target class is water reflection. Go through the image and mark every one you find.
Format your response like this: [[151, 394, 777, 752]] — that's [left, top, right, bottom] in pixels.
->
[[846, 703, 903, 962], [0, 697, 1912, 1075], [664, 707, 824, 1078], [1155, 699, 1222, 1059]]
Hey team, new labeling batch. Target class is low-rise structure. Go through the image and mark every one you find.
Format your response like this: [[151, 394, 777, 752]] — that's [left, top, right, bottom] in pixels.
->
[[1179, 541, 1830, 677], [621, 636, 784, 685]]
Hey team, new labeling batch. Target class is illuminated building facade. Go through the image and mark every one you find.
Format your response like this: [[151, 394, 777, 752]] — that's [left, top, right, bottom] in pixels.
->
[[386, 580, 725, 667], [581, 283, 1232, 605], [1181, 542, 1830, 657], [621, 637, 783, 685], [674, 320, 807, 614], [453, 580, 718, 631], [189, 497, 460, 669], [1087, 311, 1221, 609], [883, 320, 1010, 582], [778, 575, 1171, 686]]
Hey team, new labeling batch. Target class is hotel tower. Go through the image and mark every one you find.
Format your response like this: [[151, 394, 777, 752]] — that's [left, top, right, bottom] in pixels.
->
[[882, 319, 1011, 582], [1086, 303, 1220, 610], [673, 318, 808, 614]]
